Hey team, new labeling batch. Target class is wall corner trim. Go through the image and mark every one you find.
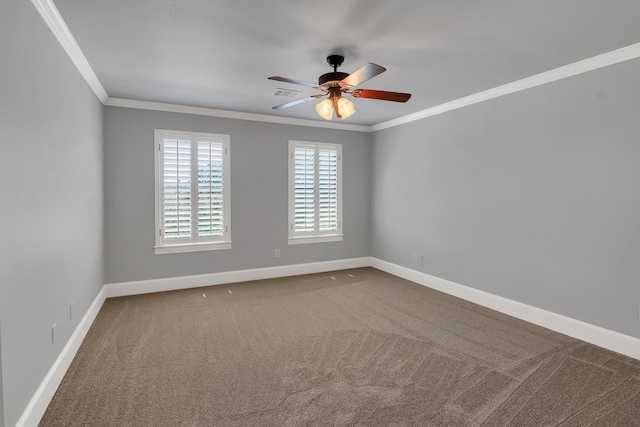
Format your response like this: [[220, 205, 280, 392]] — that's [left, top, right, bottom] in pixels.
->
[[370, 257, 640, 360]]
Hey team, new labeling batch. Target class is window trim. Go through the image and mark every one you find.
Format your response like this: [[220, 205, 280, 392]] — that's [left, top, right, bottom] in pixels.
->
[[154, 129, 231, 254], [288, 140, 343, 245]]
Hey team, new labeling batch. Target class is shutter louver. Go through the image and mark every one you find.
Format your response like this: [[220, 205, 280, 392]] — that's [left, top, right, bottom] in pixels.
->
[[293, 147, 315, 232], [318, 148, 338, 232], [163, 137, 192, 239], [197, 140, 225, 237]]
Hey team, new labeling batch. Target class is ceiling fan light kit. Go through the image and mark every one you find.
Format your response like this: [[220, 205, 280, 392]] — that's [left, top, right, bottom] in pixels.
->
[[269, 54, 411, 120], [315, 98, 334, 120], [315, 87, 356, 121], [336, 96, 355, 119]]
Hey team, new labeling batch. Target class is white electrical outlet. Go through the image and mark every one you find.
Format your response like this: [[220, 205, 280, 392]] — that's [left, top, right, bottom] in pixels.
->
[[413, 252, 419, 262], [51, 323, 57, 344], [275, 249, 280, 258]]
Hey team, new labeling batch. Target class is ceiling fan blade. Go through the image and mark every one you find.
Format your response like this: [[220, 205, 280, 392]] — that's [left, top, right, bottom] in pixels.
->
[[341, 63, 386, 88], [272, 94, 324, 110], [268, 76, 320, 89], [351, 89, 411, 103]]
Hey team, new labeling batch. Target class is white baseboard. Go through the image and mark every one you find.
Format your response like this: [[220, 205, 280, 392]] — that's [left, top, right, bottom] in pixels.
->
[[20, 256, 640, 426], [370, 257, 640, 361], [15, 287, 108, 427], [18, 257, 369, 426], [104, 257, 371, 298]]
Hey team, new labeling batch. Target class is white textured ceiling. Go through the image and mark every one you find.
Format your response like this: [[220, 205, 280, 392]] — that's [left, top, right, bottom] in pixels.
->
[[53, 0, 640, 126]]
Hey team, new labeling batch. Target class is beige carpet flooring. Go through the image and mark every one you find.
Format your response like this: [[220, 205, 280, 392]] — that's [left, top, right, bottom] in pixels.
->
[[40, 268, 640, 426]]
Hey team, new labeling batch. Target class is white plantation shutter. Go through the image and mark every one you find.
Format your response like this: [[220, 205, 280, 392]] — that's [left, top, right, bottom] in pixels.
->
[[318, 148, 338, 232], [155, 130, 230, 253], [293, 147, 315, 233], [162, 137, 192, 239], [197, 140, 225, 237], [289, 141, 342, 243]]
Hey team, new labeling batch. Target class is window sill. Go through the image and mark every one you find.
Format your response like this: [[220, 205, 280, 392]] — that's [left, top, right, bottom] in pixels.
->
[[155, 241, 232, 254], [288, 235, 343, 245]]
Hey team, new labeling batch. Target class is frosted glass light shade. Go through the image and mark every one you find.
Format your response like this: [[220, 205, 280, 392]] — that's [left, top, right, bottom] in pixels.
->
[[315, 98, 334, 120], [336, 97, 355, 119]]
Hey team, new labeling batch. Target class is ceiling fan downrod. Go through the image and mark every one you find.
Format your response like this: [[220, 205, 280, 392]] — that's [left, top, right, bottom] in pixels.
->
[[326, 54, 344, 71]]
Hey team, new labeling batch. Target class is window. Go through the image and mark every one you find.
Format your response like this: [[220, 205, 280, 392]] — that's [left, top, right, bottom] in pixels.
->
[[155, 129, 231, 254], [288, 140, 342, 244]]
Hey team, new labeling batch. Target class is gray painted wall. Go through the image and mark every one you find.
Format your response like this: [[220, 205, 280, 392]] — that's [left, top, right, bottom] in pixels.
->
[[0, 1, 104, 425], [372, 59, 640, 339], [104, 107, 371, 284], [3, 1, 640, 423]]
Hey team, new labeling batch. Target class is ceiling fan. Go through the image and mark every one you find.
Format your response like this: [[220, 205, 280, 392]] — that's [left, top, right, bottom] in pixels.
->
[[268, 55, 411, 120]]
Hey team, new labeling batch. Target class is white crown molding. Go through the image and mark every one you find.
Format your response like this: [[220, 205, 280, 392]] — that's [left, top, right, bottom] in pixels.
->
[[30, 0, 108, 103], [370, 258, 640, 361], [105, 98, 372, 132], [31, 1, 640, 133], [372, 42, 640, 131], [108, 40, 640, 132]]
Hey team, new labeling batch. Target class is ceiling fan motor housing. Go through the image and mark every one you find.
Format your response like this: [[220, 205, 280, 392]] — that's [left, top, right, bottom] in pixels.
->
[[319, 72, 349, 86], [319, 54, 349, 87]]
